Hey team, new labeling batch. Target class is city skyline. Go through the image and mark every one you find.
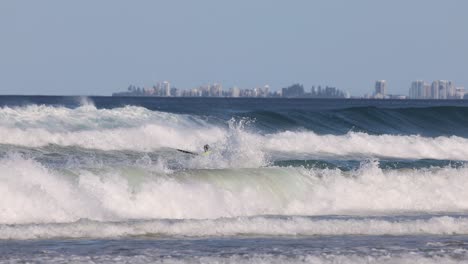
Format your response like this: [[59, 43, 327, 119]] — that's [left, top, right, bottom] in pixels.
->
[[408, 80, 465, 100], [113, 81, 348, 98], [1, 0, 467, 96], [113, 79, 466, 99]]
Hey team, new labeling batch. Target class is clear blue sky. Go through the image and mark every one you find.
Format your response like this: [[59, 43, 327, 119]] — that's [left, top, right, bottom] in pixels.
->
[[1, 0, 467, 96]]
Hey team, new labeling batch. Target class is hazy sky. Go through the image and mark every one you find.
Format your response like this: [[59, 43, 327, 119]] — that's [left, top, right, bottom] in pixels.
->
[[1, 0, 467, 96]]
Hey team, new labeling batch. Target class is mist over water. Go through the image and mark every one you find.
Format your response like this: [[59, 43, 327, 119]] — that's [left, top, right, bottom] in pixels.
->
[[1, 97, 468, 263]]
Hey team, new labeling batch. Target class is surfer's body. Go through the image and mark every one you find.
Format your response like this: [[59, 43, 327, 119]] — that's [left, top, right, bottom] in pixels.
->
[[202, 144, 211, 155]]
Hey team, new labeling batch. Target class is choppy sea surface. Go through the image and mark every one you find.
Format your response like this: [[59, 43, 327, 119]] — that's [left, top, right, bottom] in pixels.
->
[[2, 96, 468, 263]]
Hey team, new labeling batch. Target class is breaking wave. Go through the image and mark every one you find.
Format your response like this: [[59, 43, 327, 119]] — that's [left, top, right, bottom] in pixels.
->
[[0, 105, 468, 161], [2, 102, 468, 244], [2, 155, 468, 225]]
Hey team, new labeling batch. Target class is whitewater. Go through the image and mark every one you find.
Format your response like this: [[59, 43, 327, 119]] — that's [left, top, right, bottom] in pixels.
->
[[1, 97, 468, 263], [1, 104, 468, 160]]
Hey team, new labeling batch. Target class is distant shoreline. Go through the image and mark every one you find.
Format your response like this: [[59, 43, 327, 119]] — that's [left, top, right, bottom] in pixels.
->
[[0, 94, 467, 101]]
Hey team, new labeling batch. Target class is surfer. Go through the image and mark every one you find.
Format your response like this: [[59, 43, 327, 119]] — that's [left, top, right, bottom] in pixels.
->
[[202, 144, 211, 156], [176, 144, 211, 156]]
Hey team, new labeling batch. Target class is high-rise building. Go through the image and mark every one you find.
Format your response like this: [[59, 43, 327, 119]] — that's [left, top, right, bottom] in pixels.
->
[[447, 81, 456, 99], [262, 85, 270, 97], [199, 85, 210, 97], [374, 80, 387, 98], [431, 81, 440, 99], [409, 80, 428, 99], [424, 83, 431, 98], [230, 86, 240, 97], [210, 83, 223, 97], [170, 87, 180, 97], [162, 81, 171, 96], [431, 80, 455, 99], [456, 87, 465, 99], [282, 84, 305, 97]]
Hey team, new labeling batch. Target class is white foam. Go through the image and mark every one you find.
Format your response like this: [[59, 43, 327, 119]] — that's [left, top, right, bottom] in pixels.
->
[[2, 156, 468, 225], [2, 216, 468, 239], [1, 253, 464, 264], [264, 131, 468, 160], [0, 124, 224, 151], [0, 104, 208, 131], [1, 105, 468, 161]]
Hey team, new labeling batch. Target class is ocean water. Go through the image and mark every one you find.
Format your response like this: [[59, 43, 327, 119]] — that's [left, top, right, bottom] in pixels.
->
[[2, 96, 468, 263]]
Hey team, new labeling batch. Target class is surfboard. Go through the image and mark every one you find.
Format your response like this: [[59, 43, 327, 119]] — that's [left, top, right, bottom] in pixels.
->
[[176, 149, 198, 155]]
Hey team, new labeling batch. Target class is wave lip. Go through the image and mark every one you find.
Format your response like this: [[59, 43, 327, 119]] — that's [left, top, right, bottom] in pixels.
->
[[242, 105, 468, 137]]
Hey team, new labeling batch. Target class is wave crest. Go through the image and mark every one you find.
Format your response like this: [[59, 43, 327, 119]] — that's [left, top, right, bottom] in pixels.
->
[[2, 156, 468, 224]]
